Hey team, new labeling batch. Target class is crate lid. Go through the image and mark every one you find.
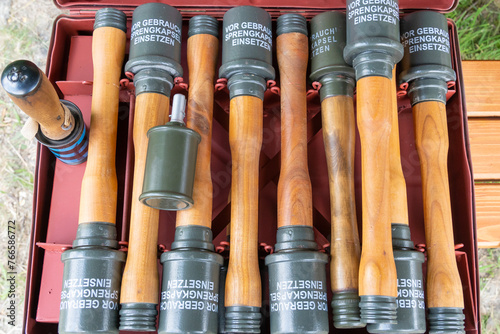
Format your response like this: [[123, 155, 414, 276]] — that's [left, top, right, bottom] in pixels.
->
[[54, 0, 458, 17]]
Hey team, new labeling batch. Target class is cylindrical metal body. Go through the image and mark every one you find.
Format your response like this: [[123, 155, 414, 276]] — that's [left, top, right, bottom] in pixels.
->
[[219, 6, 275, 100], [310, 11, 355, 100], [399, 11, 456, 105], [126, 3, 183, 78], [344, 0, 404, 79], [265, 226, 329, 334], [140, 122, 201, 210], [367, 224, 426, 334], [59, 226, 126, 334], [158, 226, 223, 334]]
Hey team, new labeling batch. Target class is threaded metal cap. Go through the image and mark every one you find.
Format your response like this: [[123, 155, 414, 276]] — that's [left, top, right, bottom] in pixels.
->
[[189, 15, 219, 38], [94, 8, 127, 32], [277, 13, 307, 36]]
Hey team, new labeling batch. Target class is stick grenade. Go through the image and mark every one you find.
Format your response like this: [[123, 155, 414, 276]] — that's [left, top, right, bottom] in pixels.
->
[[399, 11, 465, 334], [58, 8, 126, 334], [156, 15, 223, 334], [264, 14, 328, 334], [118, 3, 182, 331], [219, 6, 275, 333], [2, 60, 88, 164], [309, 11, 364, 329], [344, 0, 404, 324], [366, 67, 426, 334]]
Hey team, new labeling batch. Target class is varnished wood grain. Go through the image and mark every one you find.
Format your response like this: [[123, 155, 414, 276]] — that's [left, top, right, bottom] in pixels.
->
[[120, 92, 170, 304], [225, 96, 263, 308], [276, 32, 312, 228], [413, 101, 464, 308], [176, 33, 218, 228], [78, 26, 126, 225], [6, 69, 75, 140], [468, 118, 500, 180], [389, 67, 409, 226], [462, 61, 500, 117], [356, 76, 397, 298], [322, 95, 361, 293], [475, 183, 500, 247]]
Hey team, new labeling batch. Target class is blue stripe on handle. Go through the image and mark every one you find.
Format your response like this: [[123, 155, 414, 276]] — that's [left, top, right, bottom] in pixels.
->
[[51, 127, 87, 153], [58, 152, 88, 164]]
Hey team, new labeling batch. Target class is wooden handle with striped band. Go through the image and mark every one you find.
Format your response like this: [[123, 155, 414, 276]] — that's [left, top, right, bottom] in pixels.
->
[[2, 59, 89, 165], [78, 16, 126, 225], [176, 30, 219, 229], [276, 31, 312, 228], [357, 76, 398, 299], [225, 95, 263, 309], [413, 101, 464, 310]]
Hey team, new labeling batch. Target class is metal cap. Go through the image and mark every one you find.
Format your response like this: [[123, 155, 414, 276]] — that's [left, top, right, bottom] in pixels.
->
[[189, 15, 219, 38], [276, 13, 307, 36], [72, 222, 119, 249], [272, 225, 319, 252], [94, 8, 127, 32], [170, 225, 215, 251]]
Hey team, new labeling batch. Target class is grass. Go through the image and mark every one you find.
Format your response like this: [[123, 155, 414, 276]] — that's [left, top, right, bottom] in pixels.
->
[[446, 0, 500, 60], [448, 2, 500, 333]]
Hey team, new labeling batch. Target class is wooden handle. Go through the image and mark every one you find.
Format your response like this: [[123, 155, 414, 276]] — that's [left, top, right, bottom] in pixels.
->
[[6, 70, 75, 140], [225, 95, 263, 308], [276, 32, 313, 228], [121, 92, 170, 304], [413, 101, 464, 308], [78, 26, 126, 225], [322, 95, 361, 293], [389, 67, 409, 225], [357, 76, 397, 298], [176, 33, 219, 228]]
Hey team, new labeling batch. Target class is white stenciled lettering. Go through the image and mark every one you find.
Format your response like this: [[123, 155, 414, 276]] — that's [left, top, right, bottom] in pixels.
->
[[401, 27, 450, 55], [161, 280, 219, 313], [130, 18, 181, 46], [347, 0, 399, 26], [224, 20, 272, 51]]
